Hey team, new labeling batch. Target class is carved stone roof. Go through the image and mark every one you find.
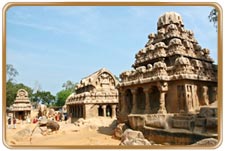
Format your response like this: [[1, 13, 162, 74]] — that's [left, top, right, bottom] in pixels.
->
[[75, 68, 118, 90], [157, 12, 184, 29], [12, 89, 31, 111], [66, 68, 119, 105], [119, 12, 217, 87]]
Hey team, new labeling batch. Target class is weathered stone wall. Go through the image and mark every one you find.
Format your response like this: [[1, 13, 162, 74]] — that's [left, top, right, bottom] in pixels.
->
[[84, 104, 98, 119]]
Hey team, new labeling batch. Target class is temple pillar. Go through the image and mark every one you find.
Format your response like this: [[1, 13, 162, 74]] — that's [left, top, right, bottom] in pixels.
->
[[131, 89, 137, 114], [111, 104, 117, 118], [158, 91, 167, 114], [80, 105, 82, 118], [78, 105, 81, 118], [157, 82, 168, 114], [102, 105, 106, 117], [120, 90, 127, 114], [76, 105, 78, 118], [143, 87, 150, 114]]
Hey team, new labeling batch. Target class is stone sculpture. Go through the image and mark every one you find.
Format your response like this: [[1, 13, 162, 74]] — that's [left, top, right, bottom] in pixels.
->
[[11, 89, 32, 120], [117, 12, 218, 145], [65, 68, 119, 121]]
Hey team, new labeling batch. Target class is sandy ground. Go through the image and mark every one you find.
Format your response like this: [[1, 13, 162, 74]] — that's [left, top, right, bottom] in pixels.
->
[[5, 115, 120, 147]]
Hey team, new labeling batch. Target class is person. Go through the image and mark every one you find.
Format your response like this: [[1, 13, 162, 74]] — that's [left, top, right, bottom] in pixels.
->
[[7, 117, 11, 129], [13, 117, 16, 129], [27, 116, 31, 124]]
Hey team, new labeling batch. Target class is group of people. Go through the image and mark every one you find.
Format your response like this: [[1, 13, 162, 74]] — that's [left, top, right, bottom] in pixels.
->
[[7, 116, 16, 129], [32, 111, 68, 123], [7, 111, 69, 129]]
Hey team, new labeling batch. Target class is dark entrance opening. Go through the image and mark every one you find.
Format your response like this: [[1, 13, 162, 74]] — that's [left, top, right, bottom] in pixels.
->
[[98, 106, 104, 116], [106, 105, 112, 117], [18, 111, 24, 120], [137, 87, 146, 114], [149, 86, 160, 114], [125, 89, 133, 114]]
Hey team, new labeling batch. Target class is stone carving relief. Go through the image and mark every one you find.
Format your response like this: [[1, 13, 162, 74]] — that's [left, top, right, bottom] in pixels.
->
[[157, 28, 165, 39], [168, 38, 186, 55], [201, 86, 209, 106], [183, 40, 195, 57], [166, 23, 180, 38], [154, 42, 167, 58], [153, 59, 168, 76], [202, 48, 213, 61], [145, 33, 155, 47], [16, 89, 29, 100], [98, 72, 115, 88], [174, 56, 193, 74], [157, 12, 184, 29]]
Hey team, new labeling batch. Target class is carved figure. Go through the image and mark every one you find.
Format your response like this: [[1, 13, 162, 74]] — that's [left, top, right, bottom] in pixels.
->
[[38, 104, 48, 117]]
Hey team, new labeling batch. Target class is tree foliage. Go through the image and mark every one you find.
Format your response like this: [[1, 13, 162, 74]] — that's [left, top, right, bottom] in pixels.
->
[[55, 80, 78, 107], [62, 80, 76, 92], [32, 91, 55, 107], [6, 64, 19, 82], [208, 8, 218, 29], [6, 81, 33, 107], [55, 89, 71, 107]]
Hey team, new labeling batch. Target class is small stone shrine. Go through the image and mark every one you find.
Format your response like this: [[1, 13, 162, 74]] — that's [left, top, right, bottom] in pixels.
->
[[66, 68, 119, 121], [118, 12, 218, 144], [11, 89, 32, 120]]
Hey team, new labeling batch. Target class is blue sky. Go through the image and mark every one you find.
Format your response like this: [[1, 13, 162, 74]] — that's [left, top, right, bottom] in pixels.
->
[[6, 6, 218, 95]]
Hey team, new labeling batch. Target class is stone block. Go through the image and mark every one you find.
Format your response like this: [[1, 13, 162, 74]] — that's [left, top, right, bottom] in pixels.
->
[[195, 118, 206, 127], [206, 117, 217, 129], [172, 118, 194, 130], [199, 107, 217, 118]]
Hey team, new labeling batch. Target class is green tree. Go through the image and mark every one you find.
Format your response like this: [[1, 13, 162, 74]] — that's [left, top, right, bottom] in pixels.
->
[[208, 8, 218, 29], [6, 81, 33, 107], [7, 64, 19, 82], [32, 91, 55, 107], [55, 89, 72, 107], [55, 80, 78, 107], [62, 80, 76, 92]]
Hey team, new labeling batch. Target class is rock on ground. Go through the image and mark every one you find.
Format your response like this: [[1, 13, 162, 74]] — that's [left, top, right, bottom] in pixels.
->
[[191, 138, 218, 146], [120, 129, 151, 145], [12, 127, 31, 142], [114, 123, 128, 139]]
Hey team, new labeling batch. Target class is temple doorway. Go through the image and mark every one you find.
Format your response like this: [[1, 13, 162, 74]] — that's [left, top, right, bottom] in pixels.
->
[[136, 87, 146, 114], [106, 105, 112, 117], [98, 106, 104, 116], [125, 89, 133, 114], [149, 86, 160, 113]]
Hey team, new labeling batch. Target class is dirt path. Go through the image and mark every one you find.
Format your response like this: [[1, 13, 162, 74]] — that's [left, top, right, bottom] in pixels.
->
[[5, 117, 120, 147]]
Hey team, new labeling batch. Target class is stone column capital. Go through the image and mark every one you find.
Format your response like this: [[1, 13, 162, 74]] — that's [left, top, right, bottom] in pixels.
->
[[111, 104, 117, 109], [130, 88, 137, 94], [157, 81, 168, 92], [143, 87, 150, 93]]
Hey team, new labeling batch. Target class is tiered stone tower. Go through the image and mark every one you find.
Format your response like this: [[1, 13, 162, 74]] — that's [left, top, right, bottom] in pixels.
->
[[118, 12, 217, 144], [12, 89, 32, 120]]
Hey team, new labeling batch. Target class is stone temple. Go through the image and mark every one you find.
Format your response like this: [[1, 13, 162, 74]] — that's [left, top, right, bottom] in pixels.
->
[[66, 68, 119, 121], [118, 12, 218, 144], [11, 89, 32, 120]]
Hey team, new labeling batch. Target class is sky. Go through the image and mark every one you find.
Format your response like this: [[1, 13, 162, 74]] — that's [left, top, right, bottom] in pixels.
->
[[6, 5, 218, 95]]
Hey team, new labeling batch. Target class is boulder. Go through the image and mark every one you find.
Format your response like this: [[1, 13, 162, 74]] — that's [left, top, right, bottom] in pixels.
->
[[120, 137, 151, 145], [46, 120, 60, 132], [114, 123, 128, 139], [12, 127, 31, 142], [120, 129, 151, 145], [192, 138, 218, 146]]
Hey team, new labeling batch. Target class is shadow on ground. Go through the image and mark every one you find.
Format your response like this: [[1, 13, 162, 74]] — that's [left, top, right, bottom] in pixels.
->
[[97, 119, 117, 136]]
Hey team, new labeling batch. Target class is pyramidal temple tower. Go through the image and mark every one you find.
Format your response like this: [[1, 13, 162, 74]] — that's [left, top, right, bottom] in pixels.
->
[[117, 12, 217, 144]]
